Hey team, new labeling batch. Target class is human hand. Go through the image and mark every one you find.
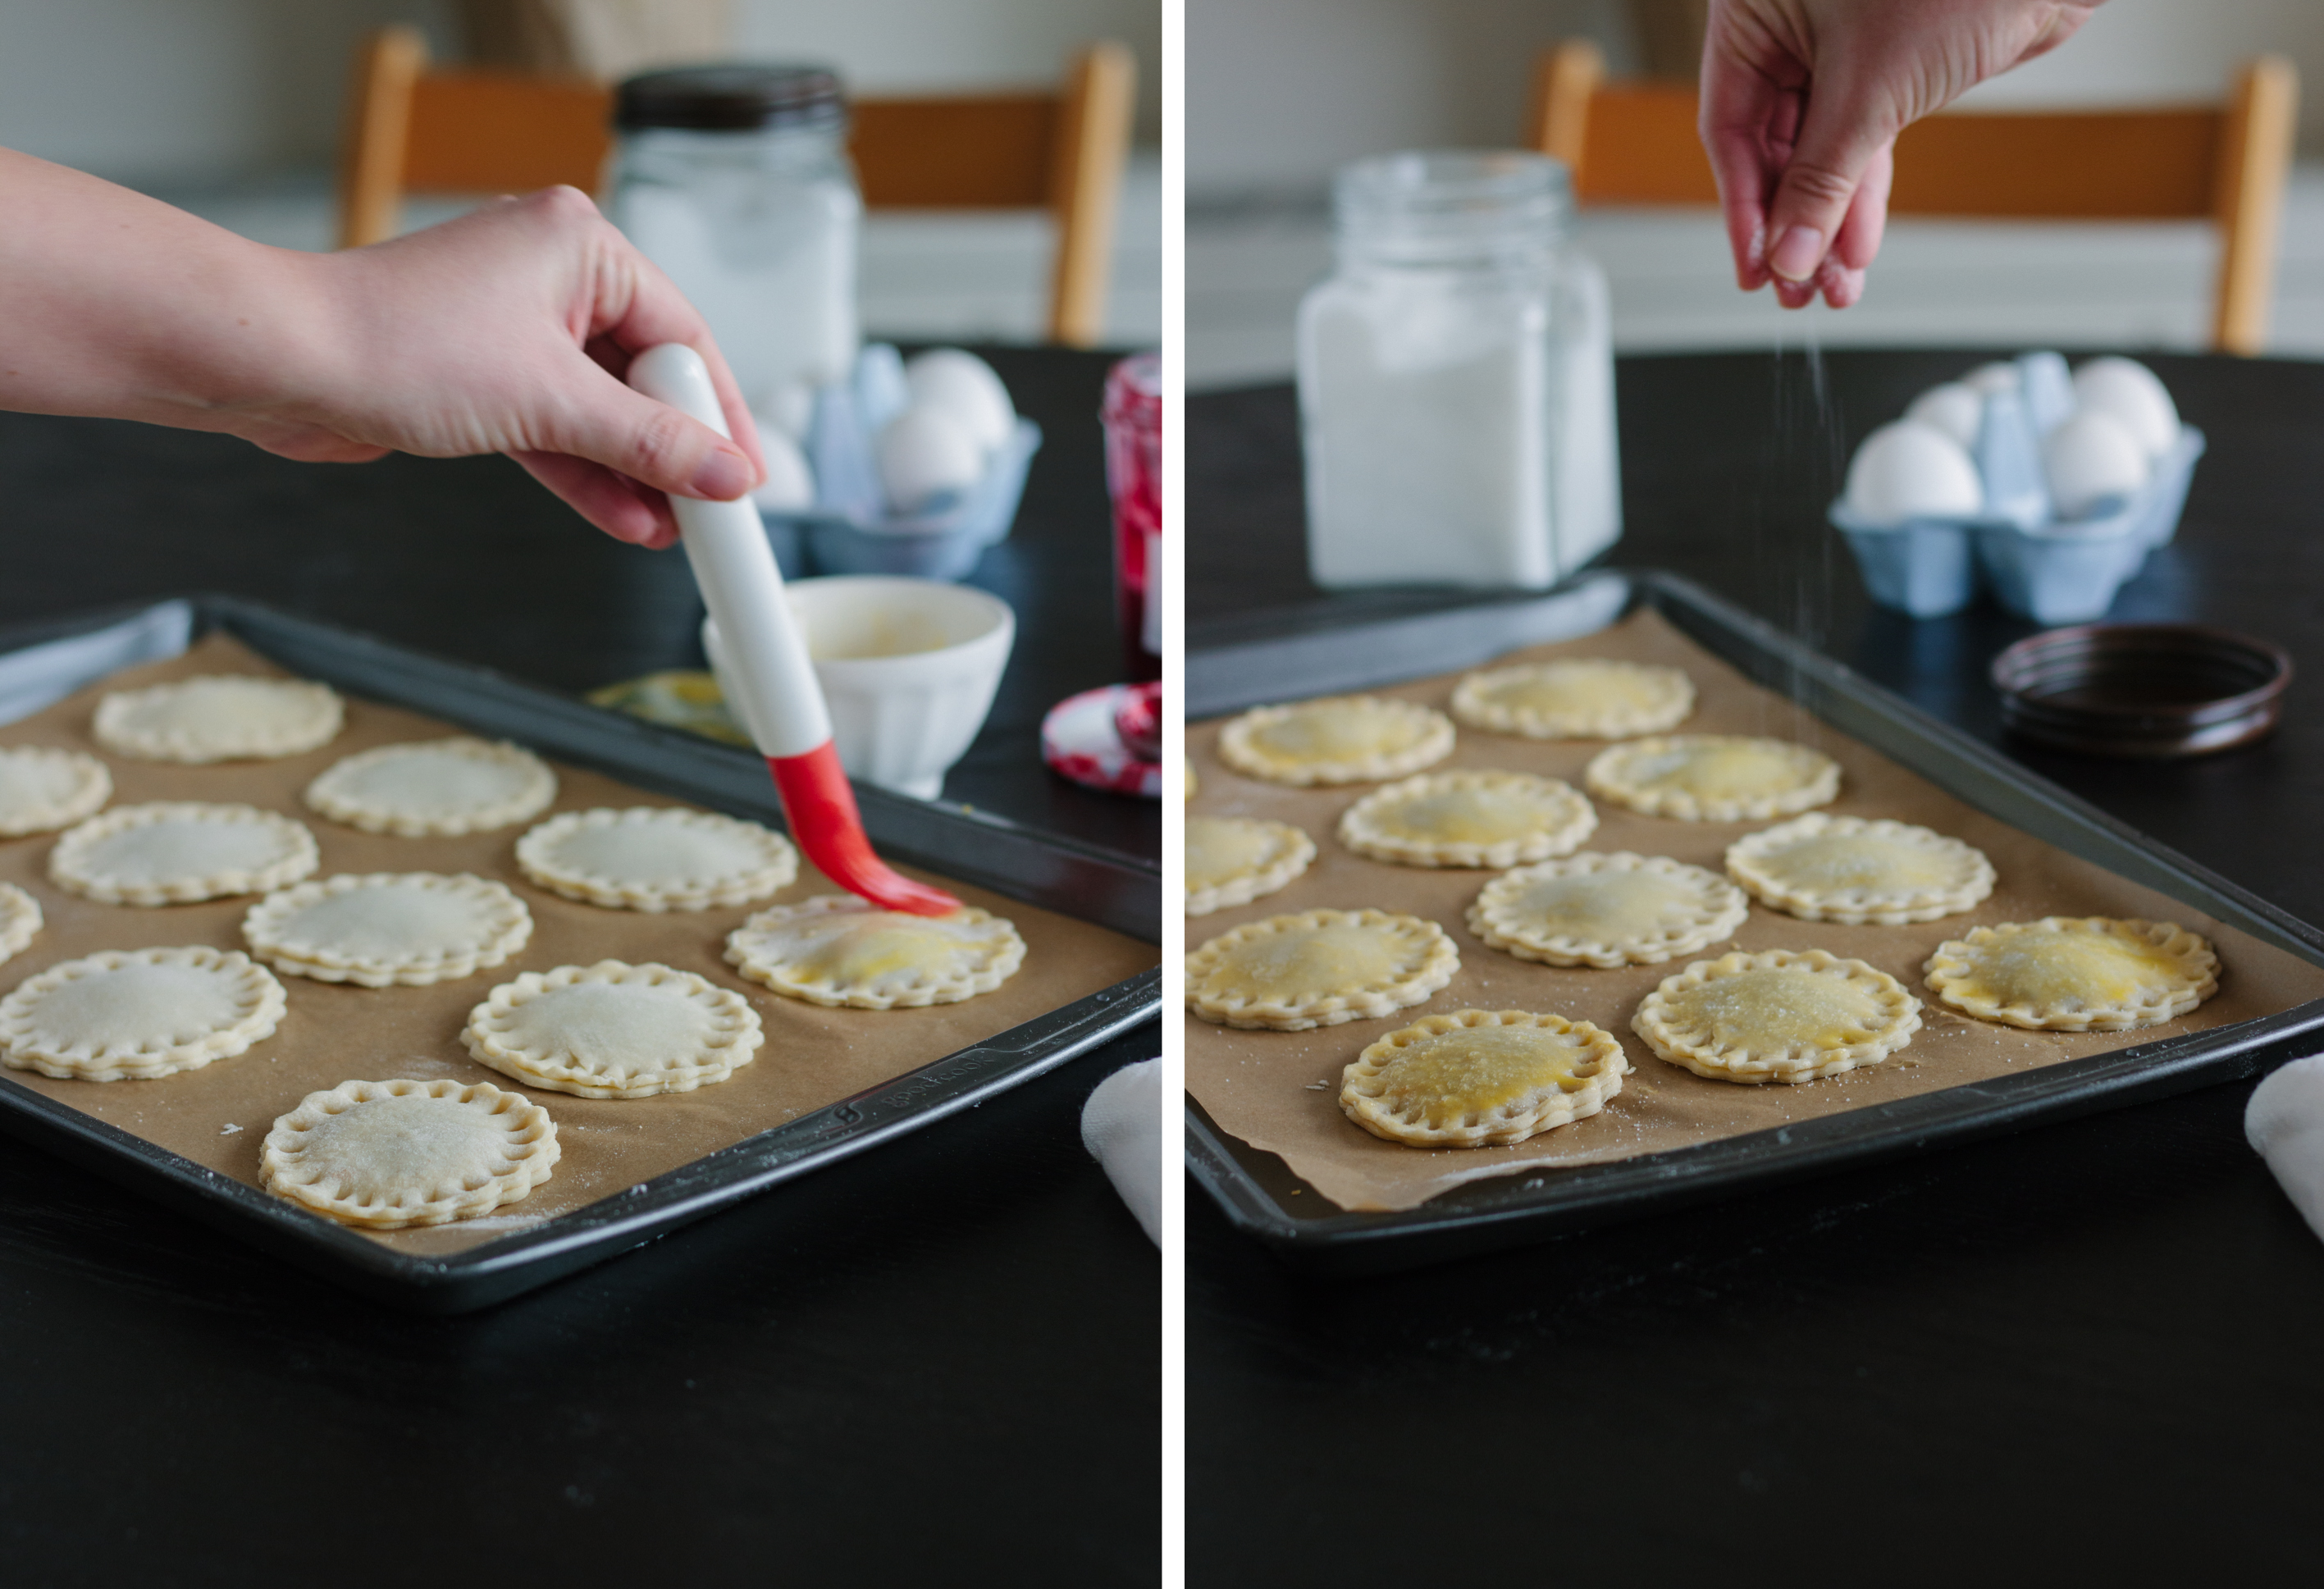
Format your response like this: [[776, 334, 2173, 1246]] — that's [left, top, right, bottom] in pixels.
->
[[1700, 0, 2101, 308], [267, 186, 765, 548]]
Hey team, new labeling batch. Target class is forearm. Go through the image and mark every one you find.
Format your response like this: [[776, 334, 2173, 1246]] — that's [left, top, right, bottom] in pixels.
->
[[0, 148, 337, 431]]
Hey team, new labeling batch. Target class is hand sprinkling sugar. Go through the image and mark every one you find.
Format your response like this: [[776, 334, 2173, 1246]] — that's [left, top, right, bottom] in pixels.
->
[[1700, 0, 2102, 308]]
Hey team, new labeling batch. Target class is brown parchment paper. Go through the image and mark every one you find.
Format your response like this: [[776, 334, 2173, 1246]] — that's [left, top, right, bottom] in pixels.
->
[[1186, 607, 2324, 1213], [0, 635, 1157, 1255]]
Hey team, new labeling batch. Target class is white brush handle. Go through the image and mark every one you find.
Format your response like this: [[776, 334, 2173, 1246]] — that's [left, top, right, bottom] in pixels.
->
[[628, 344, 830, 757]]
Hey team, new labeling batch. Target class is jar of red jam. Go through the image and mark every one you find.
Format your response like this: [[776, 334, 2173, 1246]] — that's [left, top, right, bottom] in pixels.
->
[[1102, 352, 1162, 683]]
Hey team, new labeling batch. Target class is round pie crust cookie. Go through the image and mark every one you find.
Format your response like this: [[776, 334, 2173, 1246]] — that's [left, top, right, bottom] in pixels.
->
[[0, 746, 112, 837], [1727, 814, 1996, 925], [1216, 696, 1454, 786], [1586, 735, 1842, 822], [0, 946, 286, 1081], [244, 872, 534, 987], [94, 674, 342, 763], [50, 801, 319, 905], [1341, 1009, 1627, 1148], [1338, 769, 1596, 869], [1634, 949, 1922, 1084], [1186, 815, 1314, 916], [1451, 659, 1696, 739], [464, 960, 764, 1098], [1924, 916, 2219, 1032], [1469, 851, 1751, 968], [1185, 907, 1459, 1031], [260, 1079, 559, 1229], [516, 806, 798, 911], [0, 883, 43, 968], [726, 895, 1027, 1008], [305, 737, 557, 836]]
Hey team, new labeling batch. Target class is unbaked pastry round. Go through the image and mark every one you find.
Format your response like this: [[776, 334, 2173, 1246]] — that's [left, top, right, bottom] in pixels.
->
[[1185, 907, 1459, 1031], [1337, 769, 1596, 869], [260, 1079, 559, 1229], [464, 960, 763, 1098], [1216, 696, 1454, 786], [1727, 813, 1995, 925], [0, 946, 286, 1081], [0, 746, 111, 836], [1468, 851, 1750, 968], [1924, 916, 2218, 1031], [1633, 948, 1922, 1084], [94, 674, 342, 763], [305, 737, 557, 836], [516, 806, 798, 911], [1585, 734, 1841, 821], [244, 872, 534, 987], [724, 895, 1026, 1008], [1186, 815, 1314, 916], [0, 883, 42, 968], [50, 801, 319, 905], [1451, 659, 1695, 739], [1340, 1009, 1627, 1147]]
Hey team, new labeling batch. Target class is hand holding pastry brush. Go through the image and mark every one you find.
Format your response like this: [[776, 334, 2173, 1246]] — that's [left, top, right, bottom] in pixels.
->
[[628, 343, 960, 917]]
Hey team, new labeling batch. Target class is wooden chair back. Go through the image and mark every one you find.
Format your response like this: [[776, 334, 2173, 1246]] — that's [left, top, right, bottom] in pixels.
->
[[1527, 39, 2299, 354], [338, 27, 1137, 346]]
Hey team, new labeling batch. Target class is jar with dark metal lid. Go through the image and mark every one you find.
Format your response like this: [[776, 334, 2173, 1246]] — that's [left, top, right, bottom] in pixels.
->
[[608, 64, 861, 429]]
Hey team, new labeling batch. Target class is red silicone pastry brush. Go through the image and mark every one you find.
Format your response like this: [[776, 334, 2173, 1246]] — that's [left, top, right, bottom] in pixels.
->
[[628, 343, 959, 917]]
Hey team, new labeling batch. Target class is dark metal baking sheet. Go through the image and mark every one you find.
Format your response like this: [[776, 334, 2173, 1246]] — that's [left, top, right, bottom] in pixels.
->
[[0, 595, 1160, 1311], [1185, 569, 2324, 1276]]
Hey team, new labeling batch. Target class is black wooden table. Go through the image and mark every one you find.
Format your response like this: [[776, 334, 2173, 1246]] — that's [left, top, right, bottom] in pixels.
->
[[1189, 350, 2324, 1582], [0, 347, 1158, 1584]]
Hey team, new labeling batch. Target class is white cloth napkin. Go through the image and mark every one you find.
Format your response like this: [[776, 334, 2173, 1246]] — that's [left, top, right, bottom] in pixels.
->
[[2245, 1057, 2324, 1240], [1081, 1057, 1160, 1246]]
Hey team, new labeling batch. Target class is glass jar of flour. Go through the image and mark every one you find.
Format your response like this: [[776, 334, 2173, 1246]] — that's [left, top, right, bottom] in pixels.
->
[[609, 66, 861, 433], [1297, 151, 1620, 589]]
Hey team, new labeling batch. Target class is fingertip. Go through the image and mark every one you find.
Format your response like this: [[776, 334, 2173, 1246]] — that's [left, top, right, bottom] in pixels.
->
[[680, 446, 755, 502]]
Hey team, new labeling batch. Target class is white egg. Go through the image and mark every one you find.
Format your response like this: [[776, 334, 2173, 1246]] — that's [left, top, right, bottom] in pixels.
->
[[1844, 420, 1984, 527], [1905, 383, 1984, 450], [761, 381, 816, 442], [749, 425, 816, 513], [2072, 356, 2180, 458], [2043, 410, 2149, 518], [1963, 361, 2022, 395], [877, 406, 985, 514], [904, 349, 1016, 455]]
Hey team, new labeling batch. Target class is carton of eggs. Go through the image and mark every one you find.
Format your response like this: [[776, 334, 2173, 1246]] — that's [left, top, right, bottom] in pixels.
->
[[751, 343, 1043, 582], [1829, 351, 2203, 624]]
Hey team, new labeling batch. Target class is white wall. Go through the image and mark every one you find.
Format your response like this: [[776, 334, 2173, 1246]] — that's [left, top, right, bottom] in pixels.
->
[[737, 0, 1161, 141], [1956, 0, 2324, 143], [0, 0, 1155, 188], [0, 1, 454, 185], [1188, 0, 2324, 200], [1187, 0, 1623, 195]]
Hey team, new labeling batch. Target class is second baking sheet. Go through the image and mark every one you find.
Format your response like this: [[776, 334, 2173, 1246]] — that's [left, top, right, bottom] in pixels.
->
[[1185, 606, 2324, 1212]]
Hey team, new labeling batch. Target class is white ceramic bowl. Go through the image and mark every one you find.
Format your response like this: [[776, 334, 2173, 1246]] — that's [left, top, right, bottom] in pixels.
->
[[703, 576, 1014, 801]]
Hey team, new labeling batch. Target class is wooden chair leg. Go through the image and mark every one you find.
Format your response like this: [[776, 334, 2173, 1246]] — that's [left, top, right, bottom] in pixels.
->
[[1528, 39, 1604, 173], [2212, 54, 2299, 356], [338, 25, 429, 251], [1047, 41, 1137, 348]]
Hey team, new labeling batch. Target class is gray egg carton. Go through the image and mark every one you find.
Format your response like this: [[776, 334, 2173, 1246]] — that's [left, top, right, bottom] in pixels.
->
[[758, 343, 1043, 583], [1829, 351, 2205, 625]]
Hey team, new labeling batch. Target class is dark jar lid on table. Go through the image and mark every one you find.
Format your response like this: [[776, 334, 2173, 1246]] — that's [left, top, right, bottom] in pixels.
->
[[615, 65, 845, 132], [1990, 623, 2293, 757]]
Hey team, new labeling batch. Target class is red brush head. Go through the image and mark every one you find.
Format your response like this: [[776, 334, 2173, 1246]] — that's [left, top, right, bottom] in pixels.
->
[[767, 744, 960, 917]]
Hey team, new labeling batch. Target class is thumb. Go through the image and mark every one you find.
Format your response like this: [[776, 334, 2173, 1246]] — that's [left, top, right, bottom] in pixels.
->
[[1761, 81, 1898, 285], [557, 377, 760, 503]]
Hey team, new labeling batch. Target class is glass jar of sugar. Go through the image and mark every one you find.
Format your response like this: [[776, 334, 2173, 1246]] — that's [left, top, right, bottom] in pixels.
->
[[608, 65, 861, 432], [1296, 151, 1620, 589]]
